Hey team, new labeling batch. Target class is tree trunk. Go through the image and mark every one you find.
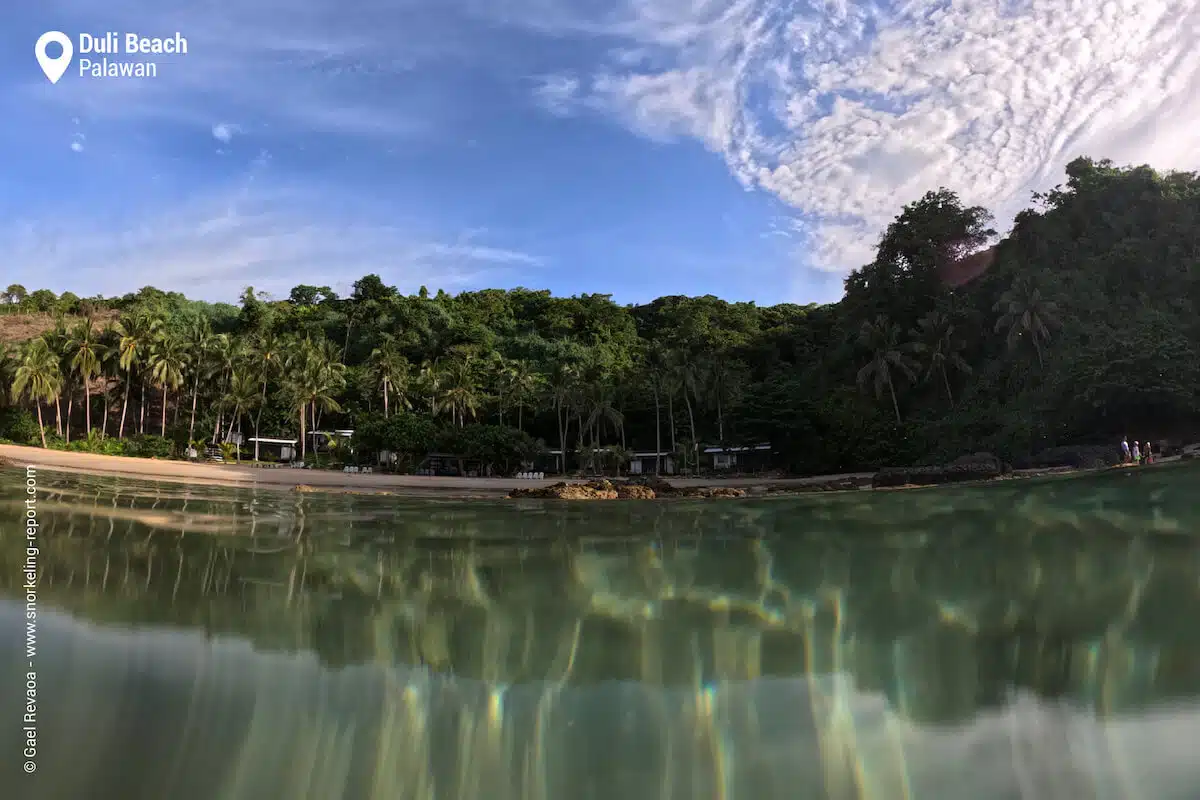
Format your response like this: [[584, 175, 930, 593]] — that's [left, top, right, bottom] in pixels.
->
[[189, 373, 200, 441], [299, 404, 307, 460], [342, 313, 355, 362], [942, 365, 955, 407], [84, 379, 92, 434], [55, 396, 62, 436], [667, 394, 676, 456], [102, 384, 111, 437], [253, 406, 261, 464], [683, 389, 697, 474], [118, 376, 130, 439], [161, 386, 168, 437], [653, 383, 662, 475], [383, 379, 390, 419], [229, 403, 241, 456], [575, 411, 585, 474], [139, 381, 146, 434], [556, 399, 566, 474], [518, 403, 523, 432], [66, 394, 73, 443], [37, 403, 47, 449], [254, 380, 267, 460], [887, 373, 902, 425]]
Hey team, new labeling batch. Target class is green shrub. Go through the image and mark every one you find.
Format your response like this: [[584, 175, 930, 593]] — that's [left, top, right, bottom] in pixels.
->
[[0, 408, 41, 446], [126, 434, 175, 459]]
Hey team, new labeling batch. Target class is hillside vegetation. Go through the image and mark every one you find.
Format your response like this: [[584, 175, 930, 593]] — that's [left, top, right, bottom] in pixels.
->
[[3, 156, 1198, 473]]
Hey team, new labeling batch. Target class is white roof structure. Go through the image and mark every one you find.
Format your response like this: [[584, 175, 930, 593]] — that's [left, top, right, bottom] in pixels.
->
[[702, 444, 772, 454], [247, 437, 298, 445]]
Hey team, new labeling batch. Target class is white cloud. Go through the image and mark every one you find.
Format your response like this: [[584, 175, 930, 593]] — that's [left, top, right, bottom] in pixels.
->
[[519, 0, 1200, 273], [70, 141, 84, 153], [211, 122, 239, 143]]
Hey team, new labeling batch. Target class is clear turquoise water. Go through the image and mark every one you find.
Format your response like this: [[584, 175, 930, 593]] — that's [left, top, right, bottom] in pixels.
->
[[1, 464, 1198, 798]]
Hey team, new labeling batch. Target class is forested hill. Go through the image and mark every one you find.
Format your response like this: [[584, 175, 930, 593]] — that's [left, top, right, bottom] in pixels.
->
[[3, 156, 1199, 474]]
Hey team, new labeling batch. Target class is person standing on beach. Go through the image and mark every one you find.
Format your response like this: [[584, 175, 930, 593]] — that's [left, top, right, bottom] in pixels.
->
[[1132, 440, 1142, 465], [1121, 437, 1131, 464], [1144, 441, 1153, 464]]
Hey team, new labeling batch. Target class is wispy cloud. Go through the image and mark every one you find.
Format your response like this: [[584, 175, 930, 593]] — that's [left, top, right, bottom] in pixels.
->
[[531, 74, 582, 116], [22, 0, 469, 142], [513, 0, 1200, 272], [0, 183, 543, 302]]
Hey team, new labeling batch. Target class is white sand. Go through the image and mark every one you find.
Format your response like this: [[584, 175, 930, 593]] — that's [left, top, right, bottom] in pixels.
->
[[0, 443, 874, 497]]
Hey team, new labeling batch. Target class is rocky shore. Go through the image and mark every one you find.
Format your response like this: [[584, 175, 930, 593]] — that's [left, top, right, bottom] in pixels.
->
[[509, 476, 748, 500]]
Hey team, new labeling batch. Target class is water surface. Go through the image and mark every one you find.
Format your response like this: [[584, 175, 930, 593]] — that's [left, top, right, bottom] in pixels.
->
[[1, 464, 1198, 799]]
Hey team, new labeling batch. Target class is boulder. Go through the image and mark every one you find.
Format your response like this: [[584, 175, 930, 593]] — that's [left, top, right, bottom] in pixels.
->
[[1012, 445, 1121, 470], [508, 478, 744, 500], [510, 481, 619, 500], [616, 484, 657, 500], [872, 455, 1004, 488]]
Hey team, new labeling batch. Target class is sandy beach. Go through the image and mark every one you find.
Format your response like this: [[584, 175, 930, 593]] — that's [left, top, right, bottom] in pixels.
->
[[0, 444, 875, 498]]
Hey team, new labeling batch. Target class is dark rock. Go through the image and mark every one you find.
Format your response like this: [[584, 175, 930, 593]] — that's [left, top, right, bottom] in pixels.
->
[[1015, 445, 1121, 471], [508, 478, 744, 500], [872, 457, 1004, 488]]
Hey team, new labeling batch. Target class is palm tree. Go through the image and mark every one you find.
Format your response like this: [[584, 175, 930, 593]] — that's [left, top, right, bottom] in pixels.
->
[[368, 340, 412, 418], [148, 329, 187, 438], [249, 333, 284, 460], [11, 338, 63, 448], [910, 311, 972, 407], [643, 343, 670, 474], [183, 316, 215, 442], [993, 277, 1060, 368], [284, 338, 345, 460], [96, 325, 121, 437], [113, 311, 162, 438], [504, 361, 541, 432], [546, 361, 579, 473], [223, 371, 260, 462], [668, 350, 700, 472], [584, 391, 625, 475], [417, 359, 443, 416], [857, 316, 919, 424], [40, 319, 70, 438], [207, 333, 238, 444], [440, 359, 479, 427], [66, 319, 103, 436]]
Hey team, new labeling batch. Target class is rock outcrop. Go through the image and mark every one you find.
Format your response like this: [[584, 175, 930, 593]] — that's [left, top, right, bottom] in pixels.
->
[[1013, 445, 1120, 470], [509, 477, 746, 500], [872, 452, 1006, 489]]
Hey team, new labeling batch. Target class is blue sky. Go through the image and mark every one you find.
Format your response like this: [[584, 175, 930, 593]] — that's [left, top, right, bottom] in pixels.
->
[[4, 1, 1199, 306]]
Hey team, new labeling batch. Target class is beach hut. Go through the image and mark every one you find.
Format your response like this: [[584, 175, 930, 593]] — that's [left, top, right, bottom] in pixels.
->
[[703, 443, 774, 473], [627, 451, 676, 475], [309, 429, 354, 454], [247, 437, 299, 462]]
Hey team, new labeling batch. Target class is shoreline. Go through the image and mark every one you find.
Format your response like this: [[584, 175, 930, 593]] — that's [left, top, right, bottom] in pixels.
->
[[3, 444, 1180, 500], [0, 444, 876, 498]]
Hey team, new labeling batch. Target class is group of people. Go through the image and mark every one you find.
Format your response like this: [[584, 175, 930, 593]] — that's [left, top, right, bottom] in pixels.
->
[[1121, 437, 1154, 465]]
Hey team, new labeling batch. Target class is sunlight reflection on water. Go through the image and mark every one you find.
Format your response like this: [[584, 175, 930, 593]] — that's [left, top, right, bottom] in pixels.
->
[[1, 464, 1198, 798]]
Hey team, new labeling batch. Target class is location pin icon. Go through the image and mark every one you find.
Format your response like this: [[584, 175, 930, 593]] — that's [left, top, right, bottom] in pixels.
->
[[35, 31, 73, 84]]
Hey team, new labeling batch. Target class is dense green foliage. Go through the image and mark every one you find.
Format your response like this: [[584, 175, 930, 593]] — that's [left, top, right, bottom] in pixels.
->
[[3, 157, 1198, 473]]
